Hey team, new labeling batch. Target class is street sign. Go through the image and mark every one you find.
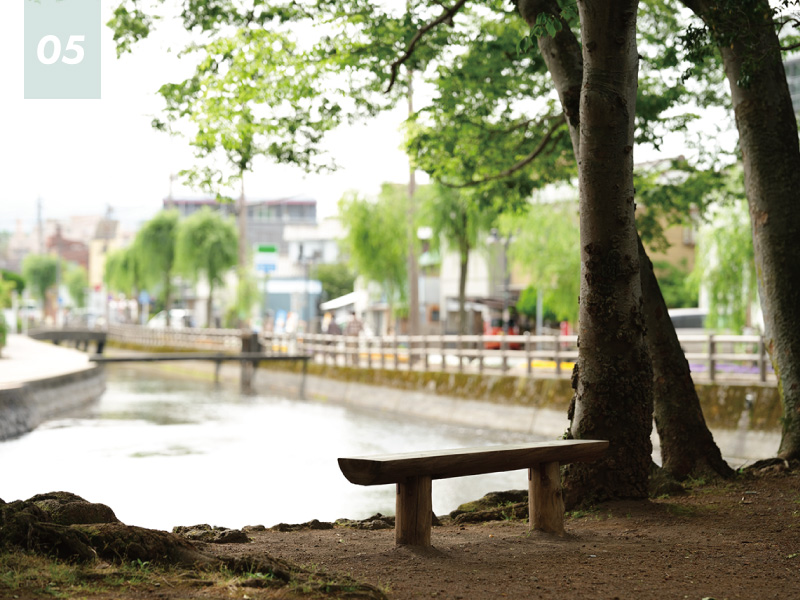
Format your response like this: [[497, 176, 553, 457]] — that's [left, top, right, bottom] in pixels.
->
[[255, 263, 277, 273]]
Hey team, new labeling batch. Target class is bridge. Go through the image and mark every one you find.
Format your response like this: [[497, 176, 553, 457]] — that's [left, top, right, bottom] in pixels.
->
[[90, 351, 311, 393], [28, 328, 107, 354]]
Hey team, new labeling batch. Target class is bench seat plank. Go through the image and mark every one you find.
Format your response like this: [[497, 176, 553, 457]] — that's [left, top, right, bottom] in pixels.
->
[[338, 439, 608, 486]]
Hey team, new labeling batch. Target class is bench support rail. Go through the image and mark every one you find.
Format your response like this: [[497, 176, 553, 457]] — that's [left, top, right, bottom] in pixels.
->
[[396, 475, 432, 546], [529, 461, 565, 536]]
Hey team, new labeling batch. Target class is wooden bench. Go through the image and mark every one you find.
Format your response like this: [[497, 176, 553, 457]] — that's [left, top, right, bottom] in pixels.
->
[[338, 439, 608, 547]]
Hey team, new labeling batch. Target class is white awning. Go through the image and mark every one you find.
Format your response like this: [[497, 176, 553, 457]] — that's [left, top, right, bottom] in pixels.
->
[[320, 290, 366, 311]]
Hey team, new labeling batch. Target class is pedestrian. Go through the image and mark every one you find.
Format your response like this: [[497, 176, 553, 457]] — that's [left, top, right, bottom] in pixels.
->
[[345, 311, 363, 365]]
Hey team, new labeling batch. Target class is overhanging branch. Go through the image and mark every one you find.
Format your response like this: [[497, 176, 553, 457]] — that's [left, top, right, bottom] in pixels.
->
[[443, 115, 567, 188], [385, 0, 470, 93]]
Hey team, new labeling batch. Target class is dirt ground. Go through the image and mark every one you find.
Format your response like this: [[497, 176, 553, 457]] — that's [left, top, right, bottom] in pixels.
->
[[4, 468, 799, 600], [186, 466, 799, 600]]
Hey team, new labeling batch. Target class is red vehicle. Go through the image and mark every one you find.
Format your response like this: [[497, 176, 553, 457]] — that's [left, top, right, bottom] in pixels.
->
[[483, 318, 522, 350]]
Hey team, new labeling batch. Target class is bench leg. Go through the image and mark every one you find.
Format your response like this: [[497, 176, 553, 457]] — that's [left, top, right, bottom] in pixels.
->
[[396, 475, 432, 547], [529, 461, 565, 536]]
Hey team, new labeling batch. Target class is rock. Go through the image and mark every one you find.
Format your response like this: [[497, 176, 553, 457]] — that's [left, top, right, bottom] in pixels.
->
[[649, 469, 687, 498], [0, 491, 386, 599], [0, 499, 96, 561], [336, 513, 396, 530], [243, 524, 266, 532], [173, 524, 250, 544], [450, 490, 528, 518], [453, 502, 528, 524], [271, 519, 335, 532], [29, 491, 120, 525]]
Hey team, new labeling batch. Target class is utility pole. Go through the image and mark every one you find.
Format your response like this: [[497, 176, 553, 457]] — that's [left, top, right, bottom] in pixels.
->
[[166, 174, 177, 210], [237, 173, 254, 393], [37, 197, 44, 254], [237, 174, 248, 320], [407, 69, 420, 339]]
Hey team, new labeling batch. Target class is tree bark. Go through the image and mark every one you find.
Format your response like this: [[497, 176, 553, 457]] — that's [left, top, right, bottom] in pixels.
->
[[517, 0, 732, 480], [682, 0, 800, 460], [562, 0, 654, 506]]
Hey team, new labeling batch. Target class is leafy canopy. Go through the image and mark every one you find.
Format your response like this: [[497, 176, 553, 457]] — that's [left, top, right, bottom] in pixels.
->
[[134, 210, 179, 299], [312, 262, 356, 302], [105, 246, 144, 298], [690, 198, 758, 333], [501, 198, 581, 325], [22, 254, 58, 303], [64, 264, 89, 309], [175, 207, 238, 287], [338, 184, 409, 307]]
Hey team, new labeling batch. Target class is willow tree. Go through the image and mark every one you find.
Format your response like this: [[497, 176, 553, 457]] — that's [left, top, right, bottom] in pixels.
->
[[692, 199, 758, 333], [338, 186, 408, 322], [105, 246, 144, 317], [22, 254, 58, 306], [503, 201, 581, 327], [135, 211, 178, 327], [64, 264, 88, 309], [175, 208, 238, 328]]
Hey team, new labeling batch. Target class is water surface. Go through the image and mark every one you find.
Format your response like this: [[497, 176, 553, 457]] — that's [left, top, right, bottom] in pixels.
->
[[1, 367, 541, 530]]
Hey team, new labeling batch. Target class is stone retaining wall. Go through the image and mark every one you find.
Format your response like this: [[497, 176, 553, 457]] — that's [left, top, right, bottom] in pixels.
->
[[0, 366, 106, 441]]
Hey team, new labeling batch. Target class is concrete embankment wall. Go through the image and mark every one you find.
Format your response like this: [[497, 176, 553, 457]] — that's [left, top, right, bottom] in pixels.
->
[[0, 366, 106, 441], [245, 363, 783, 463]]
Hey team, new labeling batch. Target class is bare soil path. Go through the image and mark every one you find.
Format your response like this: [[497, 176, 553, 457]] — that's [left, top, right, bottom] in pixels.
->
[[192, 467, 799, 600], [3, 467, 799, 599]]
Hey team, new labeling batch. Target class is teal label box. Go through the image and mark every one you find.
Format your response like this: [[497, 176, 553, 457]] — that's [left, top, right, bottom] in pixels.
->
[[24, 0, 101, 99]]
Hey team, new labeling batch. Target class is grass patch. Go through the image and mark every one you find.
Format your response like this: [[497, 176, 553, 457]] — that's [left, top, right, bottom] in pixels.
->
[[566, 507, 599, 521], [0, 551, 168, 598]]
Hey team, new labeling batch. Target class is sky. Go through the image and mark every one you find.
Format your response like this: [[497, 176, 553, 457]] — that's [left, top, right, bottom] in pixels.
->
[[1, 2, 736, 238], [0, 1, 417, 235]]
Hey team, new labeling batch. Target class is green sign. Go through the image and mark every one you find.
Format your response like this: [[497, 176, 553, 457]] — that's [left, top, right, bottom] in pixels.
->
[[257, 245, 277, 253]]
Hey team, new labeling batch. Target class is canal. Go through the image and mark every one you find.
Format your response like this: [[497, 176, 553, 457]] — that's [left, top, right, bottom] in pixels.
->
[[1, 366, 540, 531]]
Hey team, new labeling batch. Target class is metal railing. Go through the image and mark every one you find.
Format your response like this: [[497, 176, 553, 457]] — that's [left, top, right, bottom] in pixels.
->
[[105, 325, 776, 385], [260, 331, 776, 385], [107, 324, 241, 352]]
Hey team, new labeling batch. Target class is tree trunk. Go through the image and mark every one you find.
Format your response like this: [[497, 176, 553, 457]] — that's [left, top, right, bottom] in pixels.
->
[[562, 0, 653, 507], [206, 281, 214, 329], [639, 237, 734, 478], [458, 217, 470, 336], [682, 0, 800, 460], [518, 0, 732, 480], [164, 271, 172, 328], [516, 0, 583, 155]]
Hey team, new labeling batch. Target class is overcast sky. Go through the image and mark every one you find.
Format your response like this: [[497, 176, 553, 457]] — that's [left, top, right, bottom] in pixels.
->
[[1, 2, 735, 237], [1, 1, 416, 235]]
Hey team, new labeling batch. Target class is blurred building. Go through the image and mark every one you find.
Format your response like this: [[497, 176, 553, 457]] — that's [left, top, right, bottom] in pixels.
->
[[47, 225, 89, 271], [785, 55, 800, 113], [164, 197, 340, 330]]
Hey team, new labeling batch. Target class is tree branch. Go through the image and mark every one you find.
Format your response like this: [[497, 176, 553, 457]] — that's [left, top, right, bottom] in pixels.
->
[[443, 115, 567, 188], [385, 0, 470, 93]]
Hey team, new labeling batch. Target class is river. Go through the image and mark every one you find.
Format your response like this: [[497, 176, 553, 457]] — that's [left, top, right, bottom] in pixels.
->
[[0, 367, 541, 531]]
